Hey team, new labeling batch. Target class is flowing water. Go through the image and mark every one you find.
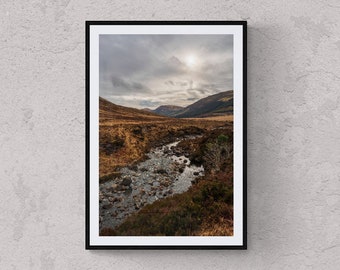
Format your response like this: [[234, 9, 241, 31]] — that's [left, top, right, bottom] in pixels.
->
[[99, 137, 204, 230]]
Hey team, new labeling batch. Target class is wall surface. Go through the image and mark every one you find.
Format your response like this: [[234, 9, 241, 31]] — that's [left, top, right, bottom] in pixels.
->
[[0, 0, 339, 269]]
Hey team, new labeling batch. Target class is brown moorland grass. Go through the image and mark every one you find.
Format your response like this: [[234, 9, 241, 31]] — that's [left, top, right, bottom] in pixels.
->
[[187, 115, 233, 122], [99, 97, 232, 178]]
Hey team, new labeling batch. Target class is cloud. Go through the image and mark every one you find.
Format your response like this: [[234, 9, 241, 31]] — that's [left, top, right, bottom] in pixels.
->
[[110, 75, 151, 93], [139, 100, 161, 108], [165, 80, 174, 86], [99, 34, 233, 109]]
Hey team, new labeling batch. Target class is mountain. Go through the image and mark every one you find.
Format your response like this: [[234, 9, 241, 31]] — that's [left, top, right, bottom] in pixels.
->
[[175, 90, 233, 118], [153, 105, 184, 117], [141, 108, 153, 113], [150, 90, 233, 118], [100, 90, 233, 122]]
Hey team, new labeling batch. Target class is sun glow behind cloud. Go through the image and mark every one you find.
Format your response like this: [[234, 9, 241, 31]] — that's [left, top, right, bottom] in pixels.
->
[[99, 35, 233, 109], [185, 54, 198, 69]]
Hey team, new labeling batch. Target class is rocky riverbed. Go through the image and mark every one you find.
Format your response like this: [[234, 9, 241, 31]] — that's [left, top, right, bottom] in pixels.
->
[[99, 137, 204, 230]]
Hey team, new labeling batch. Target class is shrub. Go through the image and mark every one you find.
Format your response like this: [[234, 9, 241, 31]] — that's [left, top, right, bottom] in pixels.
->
[[203, 134, 232, 172], [217, 134, 228, 144]]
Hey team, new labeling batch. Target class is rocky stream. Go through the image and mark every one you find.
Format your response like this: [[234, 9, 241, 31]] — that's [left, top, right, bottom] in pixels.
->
[[99, 136, 205, 230]]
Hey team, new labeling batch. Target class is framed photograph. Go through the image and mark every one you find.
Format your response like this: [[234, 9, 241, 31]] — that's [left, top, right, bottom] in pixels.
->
[[86, 21, 247, 249]]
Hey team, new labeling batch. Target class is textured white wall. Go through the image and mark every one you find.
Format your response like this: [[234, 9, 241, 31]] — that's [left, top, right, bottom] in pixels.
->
[[0, 0, 339, 269]]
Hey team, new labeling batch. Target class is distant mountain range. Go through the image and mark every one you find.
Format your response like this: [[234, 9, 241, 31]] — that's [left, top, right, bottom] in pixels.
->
[[100, 90, 233, 122], [144, 90, 233, 118], [153, 105, 184, 116]]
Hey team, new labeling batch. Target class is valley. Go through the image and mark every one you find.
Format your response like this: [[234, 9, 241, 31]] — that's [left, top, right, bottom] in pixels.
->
[[99, 94, 234, 236]]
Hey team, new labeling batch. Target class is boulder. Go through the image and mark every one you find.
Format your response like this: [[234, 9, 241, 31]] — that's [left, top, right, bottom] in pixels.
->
[[108, 183, 118, 192], [154, 169, 168, 175], [102, 203, 112, 210], [121, 178, 132, 186]]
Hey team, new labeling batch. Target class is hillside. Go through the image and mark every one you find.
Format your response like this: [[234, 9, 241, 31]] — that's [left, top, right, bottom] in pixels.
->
[[100, 97, 167, 125], [176, 90, 233, 118], [149, 90, 233, 118]]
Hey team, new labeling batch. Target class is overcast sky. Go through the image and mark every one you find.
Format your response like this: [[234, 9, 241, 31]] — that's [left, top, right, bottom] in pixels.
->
[[99, 35, 233, 109]]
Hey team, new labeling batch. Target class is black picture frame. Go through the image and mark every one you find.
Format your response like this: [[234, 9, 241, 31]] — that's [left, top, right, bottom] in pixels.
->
[[86, 21, 247, 250]]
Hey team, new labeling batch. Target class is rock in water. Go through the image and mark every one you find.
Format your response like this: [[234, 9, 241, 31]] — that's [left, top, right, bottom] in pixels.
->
[[121, 178, 132, 186]]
